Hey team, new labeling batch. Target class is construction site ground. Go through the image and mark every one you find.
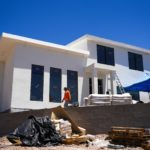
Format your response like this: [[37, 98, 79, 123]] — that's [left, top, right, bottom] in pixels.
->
[[0, 134, 143, 150]]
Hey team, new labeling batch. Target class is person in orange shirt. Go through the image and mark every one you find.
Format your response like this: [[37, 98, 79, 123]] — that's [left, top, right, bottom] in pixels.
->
[[61, 87, 71, 108]]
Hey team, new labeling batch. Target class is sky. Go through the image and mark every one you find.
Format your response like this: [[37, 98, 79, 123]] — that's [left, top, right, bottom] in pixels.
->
[[0, 0, 150, 49]]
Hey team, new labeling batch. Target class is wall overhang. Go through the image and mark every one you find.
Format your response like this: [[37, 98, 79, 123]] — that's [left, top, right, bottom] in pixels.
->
[[85, 63, 116, 74], [0, 33, 90, 61]]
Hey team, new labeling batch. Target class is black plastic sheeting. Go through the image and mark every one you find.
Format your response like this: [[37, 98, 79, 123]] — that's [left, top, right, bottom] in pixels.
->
[[7, 115, 62, 146]]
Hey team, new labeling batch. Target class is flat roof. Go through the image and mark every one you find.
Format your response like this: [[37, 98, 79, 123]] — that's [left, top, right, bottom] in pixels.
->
[[67, 34, 150, 54], [1, 33, 89, 56]]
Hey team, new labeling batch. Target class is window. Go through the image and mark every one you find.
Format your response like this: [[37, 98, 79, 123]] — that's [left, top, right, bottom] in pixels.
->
[[50, 67, 61, 102], [89, 78, 92, 94], [30, 64, 44, 101], [129, 91, 140, 101], [116, 86, 122, 94], [67, 70, 78, 104], [128, 52, 143, 71], [97, 45, 115, 66]]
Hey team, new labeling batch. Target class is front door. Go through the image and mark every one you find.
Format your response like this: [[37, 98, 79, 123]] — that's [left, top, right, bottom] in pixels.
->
[[98, 79, 103, 94]]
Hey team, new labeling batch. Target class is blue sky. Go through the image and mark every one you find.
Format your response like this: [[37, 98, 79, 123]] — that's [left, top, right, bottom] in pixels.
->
[[0, 0, 150, 49]]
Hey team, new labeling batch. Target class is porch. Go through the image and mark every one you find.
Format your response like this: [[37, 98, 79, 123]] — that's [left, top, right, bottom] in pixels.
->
[[85, 63, 117, 95]]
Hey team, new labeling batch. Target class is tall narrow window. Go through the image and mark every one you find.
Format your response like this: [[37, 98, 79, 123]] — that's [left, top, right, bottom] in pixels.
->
[[97, 45, 115, 66], [67, 70, 78, 104], [136, 54, 143, 71], [30, 64, 44, 101], [97, 45, 106, 64], [50, 67, 61, 102], [106, 47, 115, 65], [89, 78, 92, 94], [128, 52, 135, 70]]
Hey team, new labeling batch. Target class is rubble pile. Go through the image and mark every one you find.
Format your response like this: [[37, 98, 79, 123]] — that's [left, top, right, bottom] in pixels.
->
[[53, 119, 72, 137], [7, 115, 62, 146]]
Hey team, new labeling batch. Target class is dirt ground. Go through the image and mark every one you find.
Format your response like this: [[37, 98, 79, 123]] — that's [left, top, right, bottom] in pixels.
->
[[0, 134, 144, 150]]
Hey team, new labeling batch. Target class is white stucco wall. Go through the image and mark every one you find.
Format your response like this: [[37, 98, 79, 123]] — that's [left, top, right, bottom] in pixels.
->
[[1, 36, 150, 111], [71, 39, 150, 101], [1, 50, 14, 111], [11, 44, 87, 110], [114, 47, 150, 86], [86, 40, 150, 86], [143, 54, 150, 73], [67, 39, 88, 50], [0, 62, 4, 110], [140, 92, 150, 103]]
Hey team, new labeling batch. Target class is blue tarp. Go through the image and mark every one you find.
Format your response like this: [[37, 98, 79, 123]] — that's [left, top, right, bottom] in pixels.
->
[[124, 78, 150, 92]]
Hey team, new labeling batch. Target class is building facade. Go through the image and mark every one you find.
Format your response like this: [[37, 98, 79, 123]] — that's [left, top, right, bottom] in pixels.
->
[[0, 33, 150, 112]]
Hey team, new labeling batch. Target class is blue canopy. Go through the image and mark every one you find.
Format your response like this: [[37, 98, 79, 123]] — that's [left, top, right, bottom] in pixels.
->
[[124, 78, 150, 92]]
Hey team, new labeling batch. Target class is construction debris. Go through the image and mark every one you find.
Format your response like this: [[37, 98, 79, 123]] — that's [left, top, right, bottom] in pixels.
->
[[7, 107, 89, 147], [87, 138, 109, 148], [52, 119, 72, 137], [1, 134, 145, 150], [5, 107, 150, 150], [109, 126, 150, 148], [85, 93, 132, 106], [7, 115, 62, 146], [51, 106, 83, 134], [51, 107, 90, 145], [107, 143, 125, 149], [62, 134, 89, 145], [52, 119, 89, 145]]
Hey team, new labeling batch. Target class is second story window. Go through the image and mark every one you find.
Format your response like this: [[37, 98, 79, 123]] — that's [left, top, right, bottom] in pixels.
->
[[97, 45, 115, 66], [128, 52, 143, 71]]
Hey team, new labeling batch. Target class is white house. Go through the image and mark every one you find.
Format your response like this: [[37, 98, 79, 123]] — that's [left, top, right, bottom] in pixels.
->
[[0, 33, 150, 112]]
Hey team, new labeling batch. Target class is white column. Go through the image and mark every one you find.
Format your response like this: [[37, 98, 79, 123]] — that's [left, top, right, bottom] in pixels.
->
[[110, 71, 117, 94], [104, 75, 107, 94], [61, 69, 67, 99], [92, 67, 98, 94], [78, 71, 83, 106], [43, 66, 50, 103]]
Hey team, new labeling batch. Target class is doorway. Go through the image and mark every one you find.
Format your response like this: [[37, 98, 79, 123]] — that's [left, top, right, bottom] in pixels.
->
[[98, 79, 103, 94]]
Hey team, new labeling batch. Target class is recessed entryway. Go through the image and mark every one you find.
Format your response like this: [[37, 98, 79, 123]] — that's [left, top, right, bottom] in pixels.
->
[[98, 79, 103, 94]]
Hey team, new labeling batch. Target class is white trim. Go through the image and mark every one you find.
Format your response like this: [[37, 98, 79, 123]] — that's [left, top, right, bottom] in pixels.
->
[[1, 33, 89, 56], [67, 34, 150, 54], [85, 63, 116, 73]]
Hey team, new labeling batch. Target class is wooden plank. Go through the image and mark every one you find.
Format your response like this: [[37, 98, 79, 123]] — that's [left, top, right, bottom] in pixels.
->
[[62, 135, 88, 145], [111, 126, 145, 132]]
